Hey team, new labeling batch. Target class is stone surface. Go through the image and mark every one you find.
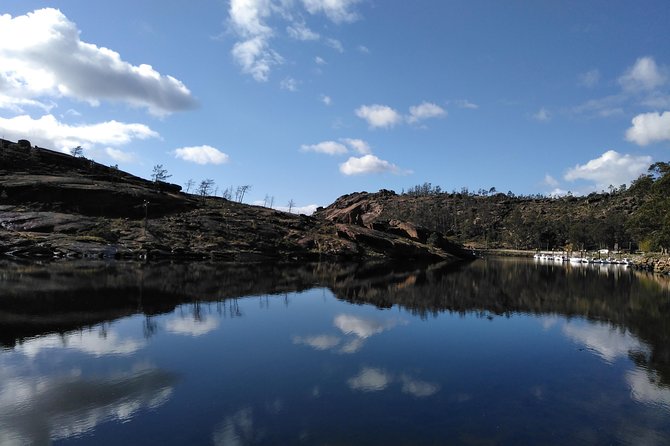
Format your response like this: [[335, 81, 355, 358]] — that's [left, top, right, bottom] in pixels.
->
[[0, 140, 471, 263]]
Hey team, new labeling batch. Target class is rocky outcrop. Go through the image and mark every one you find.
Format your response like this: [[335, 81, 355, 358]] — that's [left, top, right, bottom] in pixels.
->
[[314, 187, 646, 252], [0, 140, 471, 263], [636, 256, 670, 274]]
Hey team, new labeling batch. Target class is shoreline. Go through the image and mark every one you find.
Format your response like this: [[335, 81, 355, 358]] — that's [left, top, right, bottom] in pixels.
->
[[473, 248, 670, 274]]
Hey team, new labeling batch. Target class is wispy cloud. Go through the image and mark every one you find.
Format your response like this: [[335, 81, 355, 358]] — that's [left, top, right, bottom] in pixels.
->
[[320, 94, 332, 105], [280, 77, 299, 92], [407, 102, 447, 124], [341, 138, 371, 154], [227, 0, 362, 81], [301, 0, 362, 23], [325, 38, 344, 53], [532, 107, 551, 122], [578, 69, 600, 88], [286, 22, 320, 41], [618, 56, 667, 91]]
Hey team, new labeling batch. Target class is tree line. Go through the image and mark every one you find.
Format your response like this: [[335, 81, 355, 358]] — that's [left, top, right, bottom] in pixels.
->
[[388, 162, 669, 253]]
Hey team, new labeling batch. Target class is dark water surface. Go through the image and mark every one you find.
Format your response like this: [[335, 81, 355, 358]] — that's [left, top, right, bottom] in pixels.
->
[[1, 258, 669, 445]]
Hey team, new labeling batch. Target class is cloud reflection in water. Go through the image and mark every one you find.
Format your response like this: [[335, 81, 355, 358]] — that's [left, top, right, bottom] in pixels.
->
[[347, 367, 440, 397], [562, 320, 649, 363], [292, 313, 406, 354], [166, 315, 220, 337], [0, 366, 177, 445], [16, 329, 144, 358]]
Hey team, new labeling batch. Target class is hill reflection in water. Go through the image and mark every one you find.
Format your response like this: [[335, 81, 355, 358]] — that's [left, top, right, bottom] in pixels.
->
[[1, 258, 669, 444]]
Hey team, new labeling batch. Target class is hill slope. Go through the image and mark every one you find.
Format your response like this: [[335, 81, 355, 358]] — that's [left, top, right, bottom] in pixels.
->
[[0, 139, 470, 263], [315, 176, 668, 253]]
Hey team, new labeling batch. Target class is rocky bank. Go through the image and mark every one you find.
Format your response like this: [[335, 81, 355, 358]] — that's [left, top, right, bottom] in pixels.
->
[[0, 139, 471, 263]]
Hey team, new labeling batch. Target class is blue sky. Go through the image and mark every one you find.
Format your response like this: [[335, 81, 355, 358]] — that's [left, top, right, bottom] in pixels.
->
[[1, 1, 669, 212]]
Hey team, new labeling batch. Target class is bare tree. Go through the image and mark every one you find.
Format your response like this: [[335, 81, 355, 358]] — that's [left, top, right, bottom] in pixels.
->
[[197, 179, 215, 196], [185, 179, 195, 193], [263, 194, 270, 207], [152, 164, 172, 182], [236, 185, 251, 203], [222, 186, 233, 200], [287, 199, 295, 213], [70, 146, 84, 157], [269, 196, 275, 209]]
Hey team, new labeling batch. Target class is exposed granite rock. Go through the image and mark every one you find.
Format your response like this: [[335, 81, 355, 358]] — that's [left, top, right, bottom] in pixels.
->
[[0, 140, 471, 263]]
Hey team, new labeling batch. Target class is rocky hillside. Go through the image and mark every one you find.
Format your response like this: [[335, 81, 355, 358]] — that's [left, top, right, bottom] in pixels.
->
[[314, 186, 650, 252], [0, 139, 471, 263]]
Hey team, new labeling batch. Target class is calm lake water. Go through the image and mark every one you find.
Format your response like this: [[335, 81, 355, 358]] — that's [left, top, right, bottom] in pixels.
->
[[1, 258, 669, 445]]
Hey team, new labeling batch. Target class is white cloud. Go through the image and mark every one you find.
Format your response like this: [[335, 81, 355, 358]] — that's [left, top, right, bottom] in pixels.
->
[[315, 56, 327, 65], [325, 38, 344, 53], [231, 36, 283, 82], [625, 111, 670, 146], [0, 8, 196, 115], [578, 69, 601, 87], [0, 114, 158, 153], [0, 94, 53, 114], [341, 138, 371, 154], [320, 94, 332, 105], [276, 203, 319, 215], [229, 0, 273, 37], [174, 145, 230, 165], [280, 77, 299, 91], [543, 174, 559, 187], [340, 154, 408, 175], [564, 150, 653, 191], [301, 0, 362, 23], [286, 22, 320, 41], [166, 316, 220, 337], [355, 104, 402, 129], [407, 101, 446, 123], [532, 107, 551, 122], [357, 45, 370, 54], [301, 140, 348, 155], [228, 0, 282, 81], [547, 188, 569, 197], [619, 56, 667, 91], [347, 367, 392, 392], [105, 147, 137, 163]]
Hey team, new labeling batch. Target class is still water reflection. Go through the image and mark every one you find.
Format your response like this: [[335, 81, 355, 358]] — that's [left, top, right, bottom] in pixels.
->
[[0, 258, 669, 445]]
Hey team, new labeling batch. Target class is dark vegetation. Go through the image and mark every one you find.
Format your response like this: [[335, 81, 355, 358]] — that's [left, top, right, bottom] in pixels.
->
[[317, 163, 670, 253]]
